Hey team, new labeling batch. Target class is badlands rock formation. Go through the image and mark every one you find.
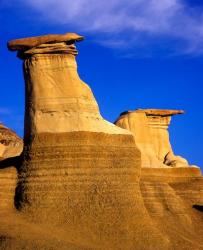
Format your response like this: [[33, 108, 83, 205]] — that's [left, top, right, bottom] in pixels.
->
[[115, 109, 203, 249], [0, 33, 172, 250], [115, 109, 197, 168], [0, 124, 22, 213]]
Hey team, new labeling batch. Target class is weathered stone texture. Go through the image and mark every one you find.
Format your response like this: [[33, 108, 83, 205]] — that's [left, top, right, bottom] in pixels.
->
[[0, 33, 170, 250], [115, 109, 197, 168], [0, 33, 202, 250], [0, 167, 17, 211], [115, 109, 203, 249], [0, 123, 23, 159]]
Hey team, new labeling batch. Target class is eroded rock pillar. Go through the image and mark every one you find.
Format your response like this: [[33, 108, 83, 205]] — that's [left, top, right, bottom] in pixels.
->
[[115, 109, 197, 168], [7, 33, 168, 249], [115, 111, 165, 168], [143, 109, 193, 167]]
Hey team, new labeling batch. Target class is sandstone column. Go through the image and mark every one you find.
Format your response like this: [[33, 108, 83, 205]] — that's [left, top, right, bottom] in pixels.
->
[[115, 109, 197, 168], [7, 33, 168, 249], [142, 109, 193, 167], [115, 110, 166, 168]]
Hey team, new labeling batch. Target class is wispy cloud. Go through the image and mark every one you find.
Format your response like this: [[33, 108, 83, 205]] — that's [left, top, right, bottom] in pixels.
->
[[9, 0, 203, 55]]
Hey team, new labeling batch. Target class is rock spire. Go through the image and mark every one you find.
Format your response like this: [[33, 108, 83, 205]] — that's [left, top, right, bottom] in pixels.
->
[[115, 109, 198, 168], [0, 33, 170, 250]]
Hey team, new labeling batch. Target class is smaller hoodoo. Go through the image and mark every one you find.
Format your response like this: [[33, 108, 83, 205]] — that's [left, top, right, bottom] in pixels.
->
[[115, 109, 200, 169]]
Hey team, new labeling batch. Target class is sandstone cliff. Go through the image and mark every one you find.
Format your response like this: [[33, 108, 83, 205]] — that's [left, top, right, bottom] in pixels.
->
[[0, 33, 202, 250], [115, 109, 203, 249]]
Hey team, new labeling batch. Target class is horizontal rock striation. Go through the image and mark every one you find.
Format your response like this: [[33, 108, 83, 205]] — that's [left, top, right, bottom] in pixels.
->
[[0, 33, 171, 249], [140, 177, 203, 249], [115, 111, 164, 168], [0, 32, 201, 250], [116, 110, 203, 248], [0, 167, 17, 212]]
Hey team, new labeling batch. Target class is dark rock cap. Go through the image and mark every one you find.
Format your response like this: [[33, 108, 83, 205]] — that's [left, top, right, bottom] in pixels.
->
[[7, 33, 84, 51], [135, 109, 185, 116], [119, 109, 184, 117]]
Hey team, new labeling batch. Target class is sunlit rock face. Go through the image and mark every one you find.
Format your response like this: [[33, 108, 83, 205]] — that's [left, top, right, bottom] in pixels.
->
[[142, 109, 195, 168], [116, 109, 203, 249], [0, 167, 17, 212], [0, 33, 171, 250], [0, 123, 21, 214], [115, 109, 197, 168], [0, 123, 23, 160], [115, 111, 164, 168]]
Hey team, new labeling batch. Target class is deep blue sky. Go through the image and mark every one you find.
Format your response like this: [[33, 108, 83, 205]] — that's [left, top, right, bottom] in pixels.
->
[[0, 0, 203, 170]]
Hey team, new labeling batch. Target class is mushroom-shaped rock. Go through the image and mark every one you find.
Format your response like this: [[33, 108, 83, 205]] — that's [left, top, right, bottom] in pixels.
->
[[7, 33, 84, 51], [2, 33, 170, 250], [115, 109, 198, 169]]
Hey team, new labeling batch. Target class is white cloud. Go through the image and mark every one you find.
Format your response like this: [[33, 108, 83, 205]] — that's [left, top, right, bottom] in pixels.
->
[[13, 0, 203, 54]]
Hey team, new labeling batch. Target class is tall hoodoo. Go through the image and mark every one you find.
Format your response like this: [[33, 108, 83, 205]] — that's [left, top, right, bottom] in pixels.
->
[[8, 33, 123, 141], [6, 33, 168, 249]]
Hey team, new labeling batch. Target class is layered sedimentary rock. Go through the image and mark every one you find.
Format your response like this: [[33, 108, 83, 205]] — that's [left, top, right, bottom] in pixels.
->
[[0, 123, 23, 159], [116, 109, 203, 249], [0, 167, 17, 212], [115, 110, 164, 168], [142, 109, 195, 167], [0, 121, 21, 212], [0, 123, 21, 212], [0, 33, 171, 250]]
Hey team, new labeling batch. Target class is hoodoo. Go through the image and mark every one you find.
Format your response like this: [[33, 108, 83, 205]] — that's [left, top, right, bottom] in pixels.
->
[[0, 33, 171, 249], [115, 109, 200, 169]]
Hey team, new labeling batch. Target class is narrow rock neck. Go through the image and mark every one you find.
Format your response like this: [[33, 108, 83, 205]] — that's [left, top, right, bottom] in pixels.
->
[[146, 115, 173, 160], [23, 53, 100, 143]]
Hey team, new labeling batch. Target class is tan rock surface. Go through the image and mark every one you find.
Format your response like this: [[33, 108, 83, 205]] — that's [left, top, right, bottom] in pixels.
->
[[115, 111, 164, 168], [0, 123, 23, 159], [115, 109, 196, 168], [0, 33, 202, 250], [116, 109, 203, 249], [140, 168, 203, 249], [0, 167, 17, 212], [0, 33, 170, 250], [142, 109, 190, 167], [18, 35, 129, 138]]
